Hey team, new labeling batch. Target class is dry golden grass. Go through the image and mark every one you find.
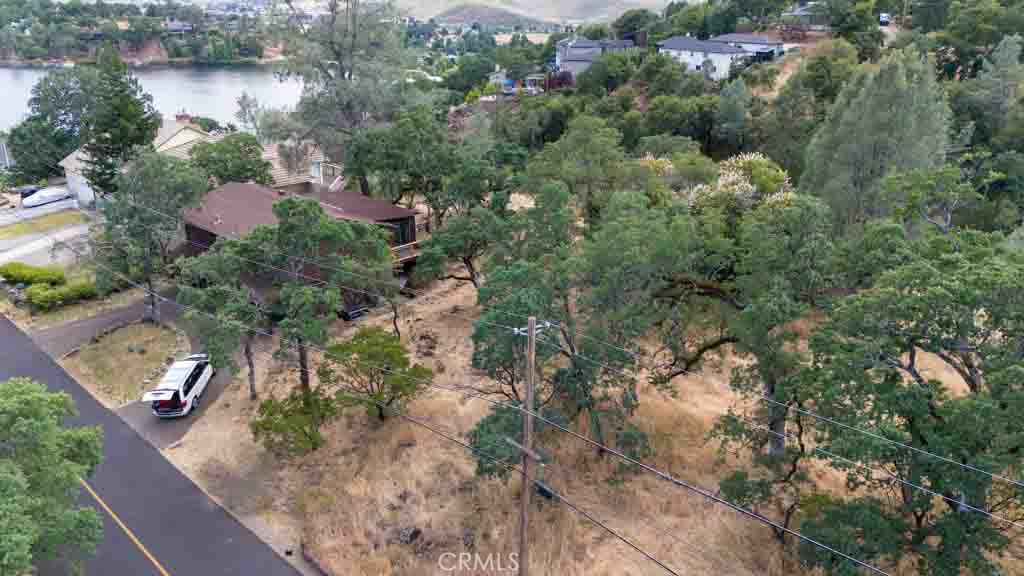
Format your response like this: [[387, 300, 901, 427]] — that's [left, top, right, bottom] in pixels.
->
[[0, 210, 88, 240], [495, 33, 551, 45], [754, 35, 833, 100], [61, 322, 187, 408], [153, 275, 1022, 576]]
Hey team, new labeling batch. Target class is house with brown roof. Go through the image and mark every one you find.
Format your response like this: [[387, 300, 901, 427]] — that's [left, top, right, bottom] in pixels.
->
[[59, 114, 338, 206], [60, 117, 209, 206], [183, 182, 419, 267]]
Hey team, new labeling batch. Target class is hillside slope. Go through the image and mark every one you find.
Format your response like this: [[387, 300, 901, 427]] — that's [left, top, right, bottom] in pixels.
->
[[432, 3, 547, 27], [397, 0, 667, 23]]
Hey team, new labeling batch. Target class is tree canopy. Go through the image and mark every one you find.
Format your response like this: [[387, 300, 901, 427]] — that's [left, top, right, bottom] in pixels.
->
[[0, 378, 104, 576], [81, 45, 161, 196], [190, 132, 272, 186]]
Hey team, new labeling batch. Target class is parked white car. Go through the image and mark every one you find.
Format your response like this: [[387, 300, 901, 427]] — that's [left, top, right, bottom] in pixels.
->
[[142, 354, 214, 418], [21, 186, 72, 208]]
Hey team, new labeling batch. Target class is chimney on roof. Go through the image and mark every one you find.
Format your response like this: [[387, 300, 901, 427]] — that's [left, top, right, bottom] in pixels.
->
[[175, 112, 192, 124]]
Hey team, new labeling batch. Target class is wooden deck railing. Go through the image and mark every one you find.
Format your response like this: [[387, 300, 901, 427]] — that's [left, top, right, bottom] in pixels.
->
[[391, 241, 422, 264]]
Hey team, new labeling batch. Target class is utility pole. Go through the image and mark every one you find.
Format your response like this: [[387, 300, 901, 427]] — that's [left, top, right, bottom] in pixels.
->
[[518, 316, 536, 576]]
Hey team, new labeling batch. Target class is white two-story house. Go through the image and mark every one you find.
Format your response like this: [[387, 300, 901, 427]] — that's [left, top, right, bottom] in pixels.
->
[[656, 36, 749, 81]]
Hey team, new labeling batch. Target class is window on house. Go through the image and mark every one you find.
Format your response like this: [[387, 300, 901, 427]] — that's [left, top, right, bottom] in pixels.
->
[[310, 161, 322, 181], [695, 64, 701, 70]]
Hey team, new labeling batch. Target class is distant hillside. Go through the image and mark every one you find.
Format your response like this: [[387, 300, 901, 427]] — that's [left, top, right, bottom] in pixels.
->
[[432, 3, 547, 27], [396, 0, 667, 24]]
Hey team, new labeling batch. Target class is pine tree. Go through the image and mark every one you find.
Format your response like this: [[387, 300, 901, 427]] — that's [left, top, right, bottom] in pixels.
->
[[81, 44, 161, 196], [801, 48, 951, 234]]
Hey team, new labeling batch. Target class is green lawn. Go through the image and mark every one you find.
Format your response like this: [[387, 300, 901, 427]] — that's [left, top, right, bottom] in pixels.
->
[[0, 210, 89, 240]]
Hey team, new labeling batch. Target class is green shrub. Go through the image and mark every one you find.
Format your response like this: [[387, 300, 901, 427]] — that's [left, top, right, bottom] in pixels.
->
[[25, 280, 98, 311], [0, 262, 66, 286]]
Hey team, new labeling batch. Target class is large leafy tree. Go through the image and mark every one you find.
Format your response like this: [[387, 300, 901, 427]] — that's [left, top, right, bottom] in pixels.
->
[[7, 117, 72, 182], [575, 51, 638, 98], [176, 240, 268, 400], [802, 48, 950, 235], [527, 115, 627, 224], [933, 0, 1022, 79], [243, 197, 393, 454], [646, 94, 721, 155], [242, 197, 392, 393], [81, 45, 161, 196], [7, 67, 99, 181], [611, 8, 659, 39], [276, 0, 406, 165], [0, 378, 103, 576], [825, 0, 885, 60], [94, 152, 209, 321], [792, 229, 1024, 575], [344, 106, 452, 205], [443, 53, 496, 96], [467, 183, 642, 475], [948, 35, 1023, 149], [418, 201, 509, 288], [190, 133, 272, 186], [318, 326, 433, 420], [759, 39, 858, 181]]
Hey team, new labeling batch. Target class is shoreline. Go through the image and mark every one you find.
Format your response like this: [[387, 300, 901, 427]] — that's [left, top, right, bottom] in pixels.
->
[[0, 57, 285, 70]]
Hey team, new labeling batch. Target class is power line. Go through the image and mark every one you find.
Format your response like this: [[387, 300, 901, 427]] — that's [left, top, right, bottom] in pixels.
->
[[757, 394, 1024, 492], [105, 196, 544, 328], [241, 338, 685, 576], [12, 210, 690, 576], [529, 333, 1024, 527], [529, 442, 756, 576], [14, 210, 890, 576], [535, 318, 1024, 493], [87, 199, 526, 336], [732, 414, 1024, 530]]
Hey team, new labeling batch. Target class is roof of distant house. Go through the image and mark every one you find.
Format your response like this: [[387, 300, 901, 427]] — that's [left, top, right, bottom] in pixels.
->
[[657, 36, 749, 54], [562, 53, 597, 63], [709, 33, 783, 45], [59, 117, 205, 175], [557, 36, 602, 48], [60, 117, 329, 191], [263, 144, 326, 188], [601, 39, 635, 50]]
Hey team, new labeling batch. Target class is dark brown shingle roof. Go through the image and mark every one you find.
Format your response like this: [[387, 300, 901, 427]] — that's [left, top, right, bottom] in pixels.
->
[[318, 189, 417, 222], [184, 182, 414, 239]]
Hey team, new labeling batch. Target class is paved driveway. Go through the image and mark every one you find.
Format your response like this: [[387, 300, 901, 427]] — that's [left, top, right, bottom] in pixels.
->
[[32, 295, 244, 449], [0, 197, 77, 226], [0, 223, 90, 266], [0, 314, 300, 576], [117, 367, 236, 449]]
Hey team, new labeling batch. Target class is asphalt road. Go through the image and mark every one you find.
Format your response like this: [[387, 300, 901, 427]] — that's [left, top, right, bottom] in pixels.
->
[[0, 314, 301, 576]]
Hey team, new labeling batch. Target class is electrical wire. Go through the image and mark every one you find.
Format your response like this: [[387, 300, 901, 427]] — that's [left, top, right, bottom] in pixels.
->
[[105, 196, 544, 327], [732, 414, 1024, 530], [8, 208, 688, 569], [535, 318, 1024, 493], [532, 334, 1024, 528], [12, 208, 890, 575]]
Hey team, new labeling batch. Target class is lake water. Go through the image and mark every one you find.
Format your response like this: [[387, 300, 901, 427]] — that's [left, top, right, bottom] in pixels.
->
[[0, 65, 303, 131]]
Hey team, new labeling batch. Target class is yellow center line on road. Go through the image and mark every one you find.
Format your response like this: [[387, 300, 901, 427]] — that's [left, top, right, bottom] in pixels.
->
[[78, 477, 172, 576]]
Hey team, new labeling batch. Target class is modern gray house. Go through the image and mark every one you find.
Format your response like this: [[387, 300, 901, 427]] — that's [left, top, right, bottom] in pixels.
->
[[708, 33, 785, 60], [555, 36, 636, 79]]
